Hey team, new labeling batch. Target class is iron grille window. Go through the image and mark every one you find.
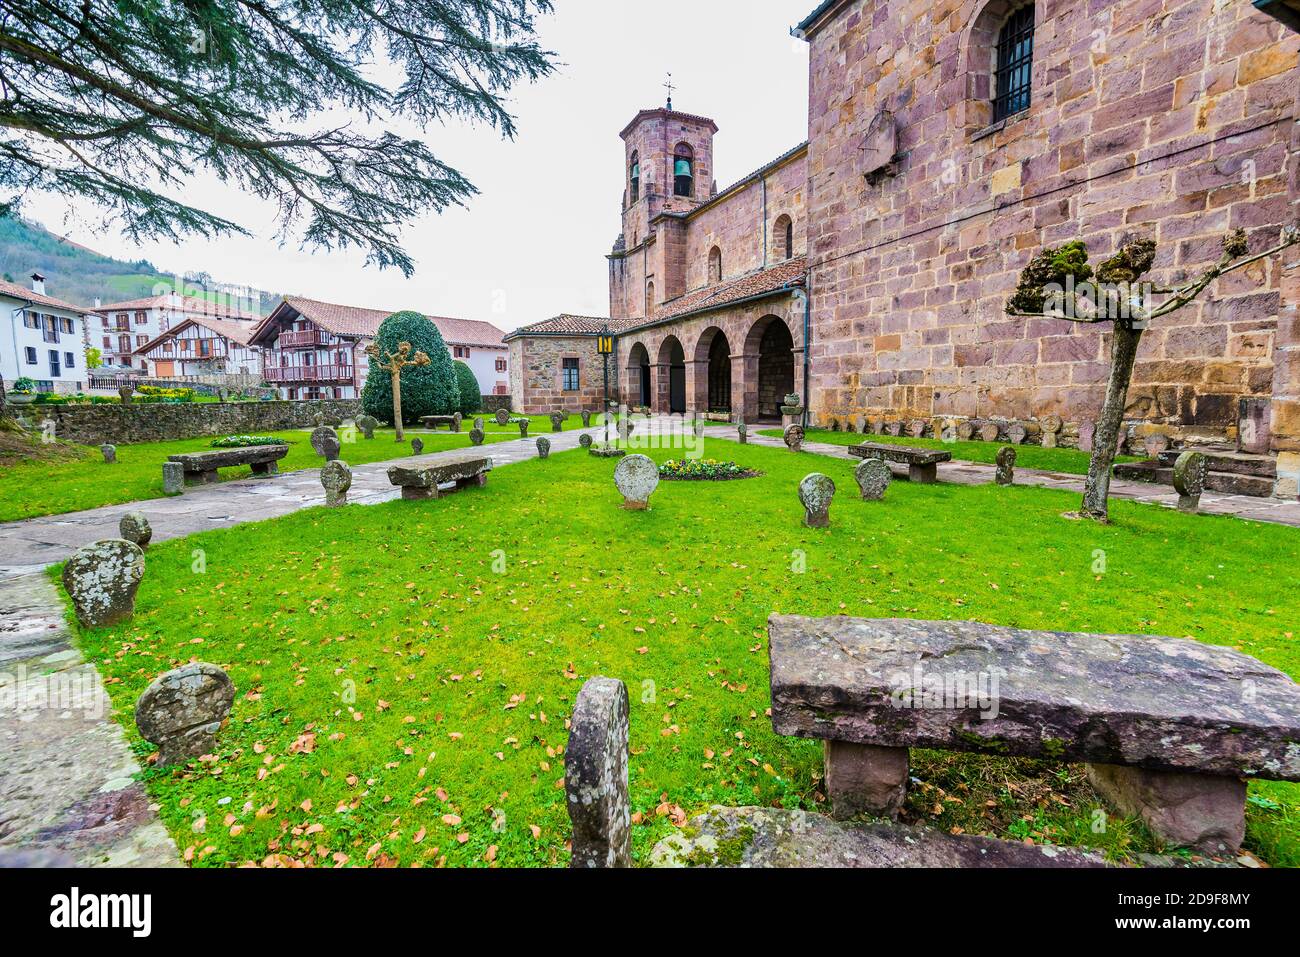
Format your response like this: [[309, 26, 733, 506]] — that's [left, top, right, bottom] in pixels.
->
[[993, 7, 1035, 122], [562, 357, 579, 391]]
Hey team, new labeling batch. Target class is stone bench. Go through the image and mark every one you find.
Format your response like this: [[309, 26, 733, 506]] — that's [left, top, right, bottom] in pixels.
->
[[387, 455, 491, 500], [848, 442, 951, 483], [565, 676, 1177, 869], [166, 445, 288, 486], [768, 614, 1300, 855], [419, 414, 462, 432]]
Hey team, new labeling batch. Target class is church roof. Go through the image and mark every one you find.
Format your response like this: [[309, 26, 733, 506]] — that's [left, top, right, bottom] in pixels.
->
[[638, 257, 807, 328], [620, 108, 719, 139], [508, 259, 808, 342], [796, 0, 850, 36]]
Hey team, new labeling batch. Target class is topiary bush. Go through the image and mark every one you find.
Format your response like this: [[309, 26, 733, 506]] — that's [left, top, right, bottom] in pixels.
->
[[362, 310, 457, 425], [452, 360, 479, 416]]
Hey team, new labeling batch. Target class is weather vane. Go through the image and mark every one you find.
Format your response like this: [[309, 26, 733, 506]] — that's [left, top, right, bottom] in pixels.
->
[[664, 72, 675, 111]]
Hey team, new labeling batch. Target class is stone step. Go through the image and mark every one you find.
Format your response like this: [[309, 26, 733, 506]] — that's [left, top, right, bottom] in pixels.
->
[[650, 806, 1234, 868], [1154, 448, 1277, 478], [1114, 461, 1276, 497]]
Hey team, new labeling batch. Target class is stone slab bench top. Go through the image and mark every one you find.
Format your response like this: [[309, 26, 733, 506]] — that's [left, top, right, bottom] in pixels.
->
[[387, 456, 492, 487], [768, 614, 1300, 781], [848, 442, 952, 466], [649, 806, 1117, 868], [167, 445, 288, 469]]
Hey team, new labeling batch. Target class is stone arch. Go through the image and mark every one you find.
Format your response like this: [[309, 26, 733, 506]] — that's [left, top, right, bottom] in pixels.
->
[[708, 245, 723, 284], [673, 142, 695, 198], [692, 326, 732, 414], [656, 335, 687, 414], [773, 215, 794, 260], [743, 315, 796, 422], [959, 0, 1039, 131], [626, 341, 652, 409]]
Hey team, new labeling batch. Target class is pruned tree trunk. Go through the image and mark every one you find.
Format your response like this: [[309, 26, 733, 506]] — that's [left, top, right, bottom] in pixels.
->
[[392, 372, 405, 442], [1081, 323, 1143, 522]]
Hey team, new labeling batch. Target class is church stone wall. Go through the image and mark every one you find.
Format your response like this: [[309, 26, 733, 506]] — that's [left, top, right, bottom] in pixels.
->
[[804, 0, 1299, 446]]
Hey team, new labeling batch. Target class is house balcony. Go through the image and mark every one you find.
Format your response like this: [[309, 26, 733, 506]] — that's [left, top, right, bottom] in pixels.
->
[[264, 364, 354, 384], [278, 329, 330, 348]]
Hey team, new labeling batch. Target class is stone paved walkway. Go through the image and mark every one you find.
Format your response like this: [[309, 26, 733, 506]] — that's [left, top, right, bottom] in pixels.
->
[[0, 427, 601, 867], [0, 428, 604, 579], [736, 430, 1300, 528], [0, 572, 178, 866]]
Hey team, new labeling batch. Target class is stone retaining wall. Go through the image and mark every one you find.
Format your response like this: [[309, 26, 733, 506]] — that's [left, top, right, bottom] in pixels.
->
[[480, 394, 512, 414], [39, 399, 362, 445]]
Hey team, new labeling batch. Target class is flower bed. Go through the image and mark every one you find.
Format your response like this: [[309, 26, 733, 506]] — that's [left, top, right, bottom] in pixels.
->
[[210, 435, 290, 448], [658, 458, 761, 481]]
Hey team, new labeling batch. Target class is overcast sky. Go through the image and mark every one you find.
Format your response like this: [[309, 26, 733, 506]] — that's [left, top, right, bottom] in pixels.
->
[[24, 0, 811, 331]]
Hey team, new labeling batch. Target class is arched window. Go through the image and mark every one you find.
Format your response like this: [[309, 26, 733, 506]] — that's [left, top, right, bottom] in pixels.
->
[[630, 151, 640, 204], [645, 281, 655, 317], [774, 215, 794, 260], [993, 5, 1035, 121], [708, 246, 722, 284], [673, 144, 694, 198]]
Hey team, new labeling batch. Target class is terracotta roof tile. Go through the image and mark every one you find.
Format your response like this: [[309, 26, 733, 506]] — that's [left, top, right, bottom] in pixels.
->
[[631, 257, 806, 329], [255, 296, 507, 348], [504, 315, 637, 339], [507, 260, 806, 342], [132, 315, 257, 355], [0, 279, 92, 314], [96, 294, 261, 322]]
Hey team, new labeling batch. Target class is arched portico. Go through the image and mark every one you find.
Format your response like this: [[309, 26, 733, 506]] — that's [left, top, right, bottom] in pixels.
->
[[626, 341, 652, 409], [691, 326, 732, 414], [656, 335, 687, 414], [742, 314, 796, 421]]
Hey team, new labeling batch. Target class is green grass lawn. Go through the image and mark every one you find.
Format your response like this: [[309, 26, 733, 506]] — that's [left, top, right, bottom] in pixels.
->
[[0, 413, 598, 522], [60, 437, 1300, 867], [758, 428, 1142, 476]]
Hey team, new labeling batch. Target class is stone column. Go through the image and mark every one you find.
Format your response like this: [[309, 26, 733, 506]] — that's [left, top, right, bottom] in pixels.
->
[[793, 345, 808, 417], [685, 359, 709, 413], [824, 740, 909, 820], [1086, 764, 1245, 855], [624, 364, 640, 411], [652, 363, 671, 414], [736, 351, 761, 422], [1272, 49, 1300, 498]]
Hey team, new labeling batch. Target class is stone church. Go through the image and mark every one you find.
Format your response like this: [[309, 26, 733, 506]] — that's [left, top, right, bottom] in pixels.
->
[[506, 0, 1300, 496]]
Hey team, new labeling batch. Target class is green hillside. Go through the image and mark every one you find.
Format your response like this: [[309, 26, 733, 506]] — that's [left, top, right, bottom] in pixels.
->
[[0, 214, 275, 311]]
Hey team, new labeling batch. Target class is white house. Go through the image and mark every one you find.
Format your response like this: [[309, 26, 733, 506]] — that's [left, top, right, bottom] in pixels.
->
[[1, 274, 92, 394], [433, 315, 510, 396], [134, 315, 263, 379], [94, 293, 261, 374], [249, 296, 508, 400]]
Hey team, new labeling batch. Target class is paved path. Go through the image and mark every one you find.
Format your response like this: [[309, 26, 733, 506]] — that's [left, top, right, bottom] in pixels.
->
[[0, 427, 601, 867], [0, 428, 601, 580], [0, 572, 179, 866], [734, 430, 1300, 527]]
